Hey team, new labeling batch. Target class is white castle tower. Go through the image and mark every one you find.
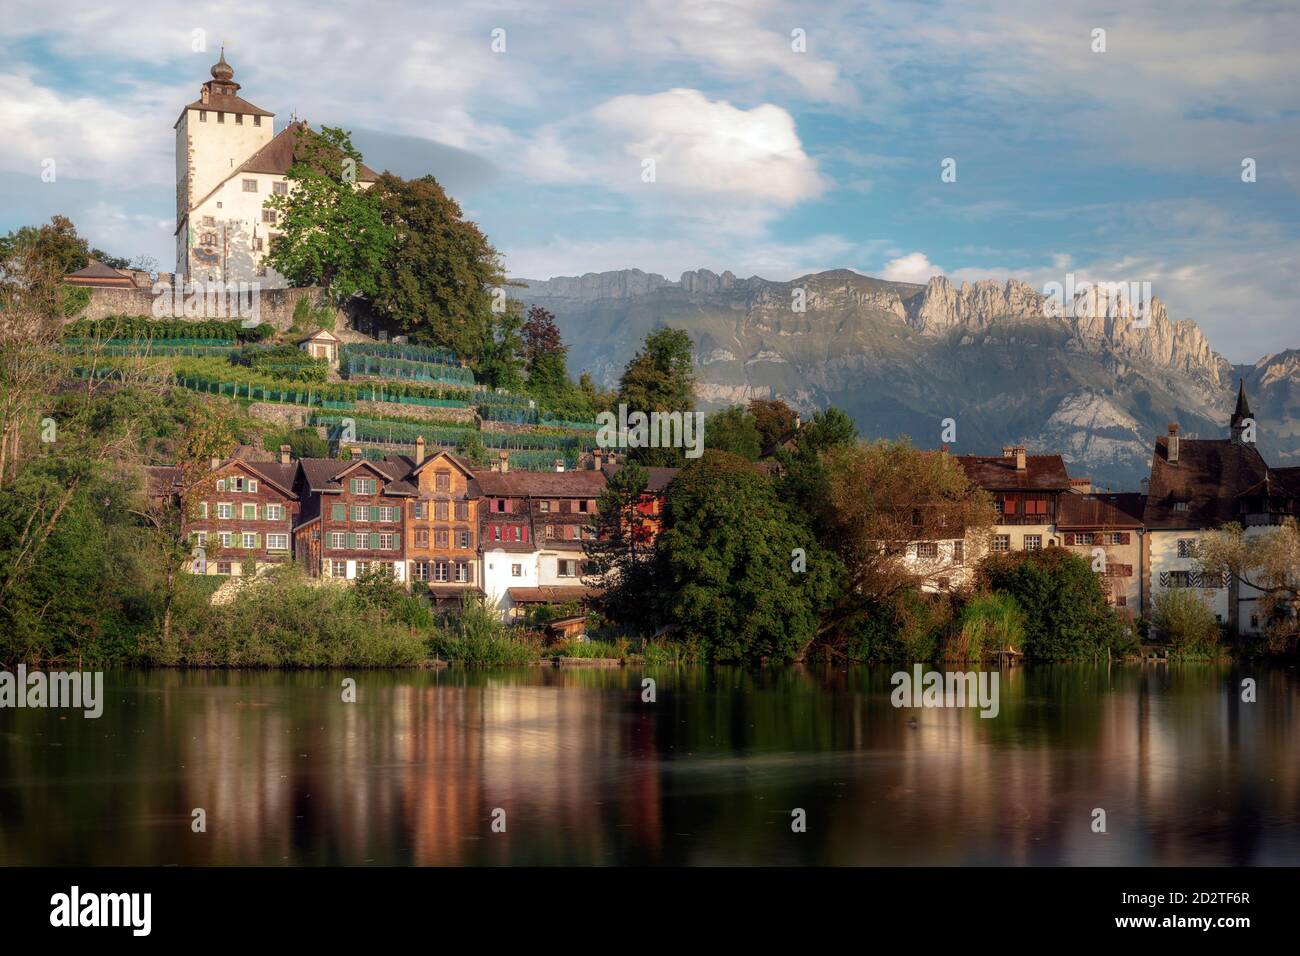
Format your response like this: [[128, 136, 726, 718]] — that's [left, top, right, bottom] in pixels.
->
[[173, 50, 377, 288]]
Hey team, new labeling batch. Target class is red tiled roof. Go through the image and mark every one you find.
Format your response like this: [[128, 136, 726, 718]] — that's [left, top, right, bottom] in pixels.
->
[[473, 468, 606, 498], [236, 123, 378, 181], [955, 453, 1072, 491], [1057, 492, 1146, 529]]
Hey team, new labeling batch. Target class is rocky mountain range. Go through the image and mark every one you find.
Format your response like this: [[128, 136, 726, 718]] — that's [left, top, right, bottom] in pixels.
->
[[516, 268, 1300, 489]]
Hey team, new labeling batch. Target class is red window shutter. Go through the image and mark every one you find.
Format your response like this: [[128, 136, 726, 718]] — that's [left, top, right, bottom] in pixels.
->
[[1064, 533, 1074, 545], [1120, 532, 1131, 545]]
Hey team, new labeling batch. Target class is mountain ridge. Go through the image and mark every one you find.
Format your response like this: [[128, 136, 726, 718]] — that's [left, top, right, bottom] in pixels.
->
[[515, 267, 1299, 488]]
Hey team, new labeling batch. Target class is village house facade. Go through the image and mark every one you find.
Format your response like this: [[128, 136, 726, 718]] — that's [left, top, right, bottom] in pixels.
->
[[1143, 383, 1300, 636], [187, 451, 299, 575], [404, 442, 482, 605], [1058, 492, 1146, 612], [293, 454, 414, 582]]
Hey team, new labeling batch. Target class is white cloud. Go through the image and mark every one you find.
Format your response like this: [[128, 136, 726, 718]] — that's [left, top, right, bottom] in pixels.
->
[[880, 251, 942, 284]]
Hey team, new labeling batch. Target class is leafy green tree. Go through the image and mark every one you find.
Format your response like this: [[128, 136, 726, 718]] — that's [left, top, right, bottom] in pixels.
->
[[975, 548, 1130, 660], [369, 172, 507, 359], [585, 461, 654, 614], [704, 405, 762, 460], [748, 398, 799, 449], [776, 405, 859, 532], [1198, 518, 1300, 654], [615, 327, 696, 466], [264, 126, 393, 301], [1151, 588, 1221, 655], [648, 452, 839, 662]]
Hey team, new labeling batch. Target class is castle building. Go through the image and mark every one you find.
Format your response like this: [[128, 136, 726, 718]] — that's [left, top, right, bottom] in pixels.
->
[[173, 51, 376, 287]]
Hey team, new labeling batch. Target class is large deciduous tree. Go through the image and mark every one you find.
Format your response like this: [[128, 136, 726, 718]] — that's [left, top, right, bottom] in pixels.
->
[[1199, 519, 1300, 653], [615, 327, 696, 467], [265, 126, 393, 301], [647, 452, 839, 662]]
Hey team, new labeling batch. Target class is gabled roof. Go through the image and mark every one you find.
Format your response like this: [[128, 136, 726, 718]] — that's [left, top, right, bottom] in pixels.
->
[[297, 457, 417, 496], [296, 328, 340, 344], [955, 453, 1072, 491], [473, 469, 607, 498], [408, 449, 476, 479], [1057, 492, 1146, 529], [1143, 437, 1275, 529], [212, 458, 297, 497], [236, 122, 378, 181], [601, 462, 679, 493], [65, 259, 134, 287]]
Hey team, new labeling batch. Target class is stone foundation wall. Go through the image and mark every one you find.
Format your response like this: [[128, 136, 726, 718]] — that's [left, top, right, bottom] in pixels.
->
[[71, 284, 354, 334]]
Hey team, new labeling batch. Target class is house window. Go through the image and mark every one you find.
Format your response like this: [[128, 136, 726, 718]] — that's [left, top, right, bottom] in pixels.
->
[[217, 112, 225, 123], [262, 209, 277, 223], [579, 499, 590, 514], [1174, 502, 1189, 512], [242, 532, 257, 548], [379, 533, 396, 550], [911, 509, 922, 527], [193, 531, 207, 547], [494, 499, 507, 513], [952, 540, 964, 563], [199, 110, 207, 122], [435, 530, 449, 549], [455, 501, 468, 520], [1024, 535, 1042, 551], [434, 561, 449, 583], [272, 180, 286, 194], [242, 503, 258, 520], [511, 563, 522, 577], [201, 232, 217, 246], [332, 560, 347, 577], [1177, 538, 1197, 559], [493, 526, 501, 541], [379, 506, 399, 522], [413, 561, 428, 582], [558, 559, 579, 577], [1168, 571, 1193, 588], [198, 502, 209, 519], [217, 503, 233, 519], [435, 501, 448, 520], [352, 505, 369, 522], [254, 115, 262, 127], [454, 562, 470, 583], [513, 525, 523, 542], [991, 534, 1010, 553], [916, 542, 938, 559], [457, 530, 470, 549], [413, 502, 426, 519], [265, 504, 283, 521], [1026, 499, 1047, 516], [539, 500, 550, 513], [267, 534, 288, 550], [1074, 532, 1093, 545], [218, 532, 232, 548], [1110, 532, 1124, 545], [436, 471, 450, 491], [545, 525, 556, 539], [235, 113, 243, 125], [329, 532, 346, 549], [1116, 595, 1127, 606], [350, 478, 376, 495], [253, 238, 264, 252], [415, 529, 429, 548], [242, 179, 257, 192], [217, 561, 232, 574], [356, 561, 369, 575], [203, 216, 216, 227]]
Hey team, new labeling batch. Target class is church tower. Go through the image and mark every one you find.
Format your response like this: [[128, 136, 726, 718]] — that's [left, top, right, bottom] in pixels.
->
[[173, 50, 275, 284], [1230, 378, 1253, 444]]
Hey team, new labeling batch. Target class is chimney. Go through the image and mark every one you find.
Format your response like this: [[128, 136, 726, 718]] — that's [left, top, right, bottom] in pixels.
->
[[1167, 423, 1180, 464], [350, 446, 361, 460], [414, 435, 426, 466], [1012, 445, 1026, 472], [593, 448, 604, 471], [279, 444, 291, 466], [555, 459, 565, 473], [499, 451, 509, 474], [209, 455, 221, 471]]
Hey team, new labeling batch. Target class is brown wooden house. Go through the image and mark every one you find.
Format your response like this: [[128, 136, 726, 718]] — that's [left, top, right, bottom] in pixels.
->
[[294, 454, 415, 582]]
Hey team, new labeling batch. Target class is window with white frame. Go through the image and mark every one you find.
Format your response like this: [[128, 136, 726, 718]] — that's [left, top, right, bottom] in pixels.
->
[[217, 503, 233, 519], [329, 532, 346, 550], [916, 542, 938, 559], [1024, 535, 1042, 551], [379, 533, 396, 550], [265, 504, 284, 520], [991, 534, 1010, 552], [332, 561, 347, 577], [434, 561, 449, 582], [454, 562, 470, 583], [219, 532, 232, 547], [511, 563, 522, 577], [242, 532, 257, 548], [267, 534, 288, 550]]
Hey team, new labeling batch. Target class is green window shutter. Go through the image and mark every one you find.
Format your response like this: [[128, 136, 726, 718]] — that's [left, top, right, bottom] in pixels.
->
[[346, 532, 356, 549], [332, 503, 344, 521], [254, 533, 261, 549], [370, 532, 378, 550], [349, 479, 356, 494], [370, 505, 379, 521]]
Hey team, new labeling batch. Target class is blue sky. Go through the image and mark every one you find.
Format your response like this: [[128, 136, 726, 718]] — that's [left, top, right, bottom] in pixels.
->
[[3, 0, 1298, 362]]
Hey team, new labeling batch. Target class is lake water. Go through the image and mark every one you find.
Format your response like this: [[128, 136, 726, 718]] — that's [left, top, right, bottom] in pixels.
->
[[1, 664, 1297, 865]]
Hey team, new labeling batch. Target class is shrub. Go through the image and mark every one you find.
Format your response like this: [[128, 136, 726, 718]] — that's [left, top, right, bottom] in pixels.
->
[[976, 547, 1129, 660], [427, 596, 539, 666], [1152, 588, 1221, 654], [945, 591, 1025, 661]]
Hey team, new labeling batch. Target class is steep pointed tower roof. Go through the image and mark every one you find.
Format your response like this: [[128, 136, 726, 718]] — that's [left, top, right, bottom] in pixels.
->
[[1231, 378, 1252, 425]]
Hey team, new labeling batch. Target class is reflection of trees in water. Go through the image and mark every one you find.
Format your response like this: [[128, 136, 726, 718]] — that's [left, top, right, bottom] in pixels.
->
[[0, 664, 1297, 865]]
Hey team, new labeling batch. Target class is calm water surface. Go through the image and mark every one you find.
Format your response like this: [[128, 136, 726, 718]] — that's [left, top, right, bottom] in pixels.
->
[[1, 664, 1298, 865]]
